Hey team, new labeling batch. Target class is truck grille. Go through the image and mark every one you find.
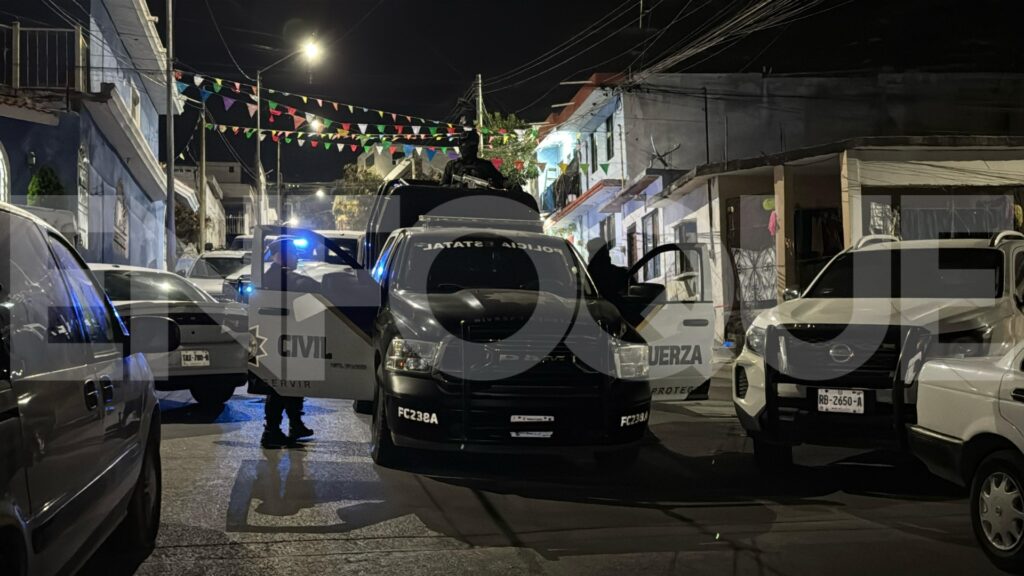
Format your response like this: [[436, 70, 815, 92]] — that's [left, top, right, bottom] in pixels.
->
[[772, 324, 905, 389]]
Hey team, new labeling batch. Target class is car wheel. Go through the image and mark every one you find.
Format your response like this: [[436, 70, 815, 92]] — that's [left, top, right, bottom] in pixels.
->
[[190, 383, 236, 408], [595, 447, 639, 473], [115, 419, 162, 552], [972, 450, 1024, 572], [753, 437, 793, 471], [370, 387, 400, 466]]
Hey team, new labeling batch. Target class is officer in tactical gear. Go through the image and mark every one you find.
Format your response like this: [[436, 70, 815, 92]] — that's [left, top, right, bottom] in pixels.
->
[[257, 237, 315, 449], [441, 130, 506, 189]]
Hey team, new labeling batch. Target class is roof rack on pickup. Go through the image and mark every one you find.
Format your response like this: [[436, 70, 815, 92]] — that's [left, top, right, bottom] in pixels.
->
[[853, 234, 900, 250], [416, 215, 544, 232], [990, 230, 1024, 247]]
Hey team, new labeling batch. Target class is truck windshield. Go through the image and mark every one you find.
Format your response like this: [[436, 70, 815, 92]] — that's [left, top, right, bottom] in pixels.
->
[[190, 256, 251, 279], [806, 248, 1004, 298], [397, 236, 594, 298]]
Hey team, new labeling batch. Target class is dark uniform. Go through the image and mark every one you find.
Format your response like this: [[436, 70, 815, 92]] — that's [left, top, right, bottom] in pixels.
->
[[587, 239, 629, 305], [258, 239, 315, 449], [441, 131, 506, 189]]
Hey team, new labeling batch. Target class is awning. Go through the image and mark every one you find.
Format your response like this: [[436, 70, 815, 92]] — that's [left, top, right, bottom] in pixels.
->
[[598, 168, 688, 213], [175, 178, 199, 211], [599, 174, 657, 213], [83, 86, 167, 203], [548, 179, 623, 224]]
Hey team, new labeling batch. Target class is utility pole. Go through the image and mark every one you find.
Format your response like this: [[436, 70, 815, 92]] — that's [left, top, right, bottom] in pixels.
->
[[703, 86, 710, 164], [164, 0, 175, 270], [476, 73, 484, 148], [198, 102, 207, 251], [255, 70, 263, 227], [276, 137, 282, 222]]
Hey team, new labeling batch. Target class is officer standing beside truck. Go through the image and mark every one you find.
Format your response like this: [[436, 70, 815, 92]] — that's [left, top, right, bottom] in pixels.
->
[[256, 238, 315, 449]]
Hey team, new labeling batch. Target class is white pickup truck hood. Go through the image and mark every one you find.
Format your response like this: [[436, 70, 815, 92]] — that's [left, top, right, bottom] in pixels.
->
[[756, 297, 1006, 331]]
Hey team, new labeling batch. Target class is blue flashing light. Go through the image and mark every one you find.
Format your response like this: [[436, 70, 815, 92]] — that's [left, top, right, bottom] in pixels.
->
[[243, 284, 255, 294], [291, 238, 309, 249], [723, 340, 736, 349]]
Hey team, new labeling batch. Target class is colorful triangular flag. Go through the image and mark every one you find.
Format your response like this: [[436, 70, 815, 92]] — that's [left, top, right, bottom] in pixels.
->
[[222, 96, 237, 111]]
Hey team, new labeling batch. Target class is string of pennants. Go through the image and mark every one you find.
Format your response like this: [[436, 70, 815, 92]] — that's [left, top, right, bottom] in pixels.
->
[[175, 70, 537, 144], [203, 122, 579, 173]]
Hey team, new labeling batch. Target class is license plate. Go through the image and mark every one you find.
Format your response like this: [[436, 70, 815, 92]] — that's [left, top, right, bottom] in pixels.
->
[[180, 350, 210, 367], [817, 388, 864, 414], [511, 415, 554, 423]]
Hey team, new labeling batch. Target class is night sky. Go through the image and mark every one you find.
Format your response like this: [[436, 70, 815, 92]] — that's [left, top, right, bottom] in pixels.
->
[[147, 0, 1018, 183], [6, 0, 1018, 183]]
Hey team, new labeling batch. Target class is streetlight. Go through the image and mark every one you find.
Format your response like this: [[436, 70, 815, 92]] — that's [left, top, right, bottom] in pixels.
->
[[255, 36, 322, 227], [316, 188, 326, 198]]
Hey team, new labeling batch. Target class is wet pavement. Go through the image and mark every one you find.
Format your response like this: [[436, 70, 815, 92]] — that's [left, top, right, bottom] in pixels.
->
[[86, 384, 1002, 575]]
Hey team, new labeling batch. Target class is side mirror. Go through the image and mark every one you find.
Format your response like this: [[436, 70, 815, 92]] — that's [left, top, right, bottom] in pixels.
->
[[127, 316, 181, 355], [783, 288, 801, 301]]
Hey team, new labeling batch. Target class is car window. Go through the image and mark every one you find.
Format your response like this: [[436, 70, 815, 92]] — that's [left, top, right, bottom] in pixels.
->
[[371, 235, 399, 283], [95, 270, 213, 303], [1015, 252, 1024, 296], [190, 255, 251, 279], [806, 248, 1004, 299], [48, 237, 119, 356], [1, 213, 83, 377], [396, 234, 594, 298]]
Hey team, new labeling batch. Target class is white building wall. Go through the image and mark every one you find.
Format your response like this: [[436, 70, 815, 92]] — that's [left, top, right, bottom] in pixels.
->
[[845, 148, 1024, 242]]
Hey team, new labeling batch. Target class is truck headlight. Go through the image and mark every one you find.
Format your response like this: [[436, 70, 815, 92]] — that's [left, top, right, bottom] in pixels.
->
[[385, 338, 439, 374], [614, 342, 649, 380], [745, 325, 766, 356]]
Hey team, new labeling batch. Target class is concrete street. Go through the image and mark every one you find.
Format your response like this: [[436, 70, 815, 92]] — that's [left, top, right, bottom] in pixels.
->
[[88, 381, 1002, 575]]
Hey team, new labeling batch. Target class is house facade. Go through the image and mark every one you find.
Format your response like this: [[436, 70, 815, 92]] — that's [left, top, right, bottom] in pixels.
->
[[535, 73, 1024, 351], [0, 0, 183, 268]]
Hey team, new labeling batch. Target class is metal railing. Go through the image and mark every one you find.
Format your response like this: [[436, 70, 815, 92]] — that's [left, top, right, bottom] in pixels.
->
[[0, 22, 87, 91]]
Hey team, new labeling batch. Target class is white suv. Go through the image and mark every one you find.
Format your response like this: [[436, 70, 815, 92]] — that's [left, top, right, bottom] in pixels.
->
[[733, 231, 1024, 469], [912, 342, 1024, 572]]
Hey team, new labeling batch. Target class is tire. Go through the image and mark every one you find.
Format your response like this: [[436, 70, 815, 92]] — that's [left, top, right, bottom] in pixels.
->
[[190, 382, 236, 407], [753, 437, 793, 471], [114, 417, 162, 552], [971, 450, 1024, 573], [0, 532, 25, 576], [595, 447, 640, 473], [353, 400, 374, 415], [370, 387, 399, 466]]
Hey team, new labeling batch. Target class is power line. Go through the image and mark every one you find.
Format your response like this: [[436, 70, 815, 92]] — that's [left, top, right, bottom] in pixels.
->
[[202, 0, 253, 81], [486, 0, 668, 95], [484, 0, 642, 87]]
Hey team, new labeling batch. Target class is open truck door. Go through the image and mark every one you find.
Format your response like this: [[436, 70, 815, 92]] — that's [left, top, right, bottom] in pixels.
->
[[618, 243, 715, 401], [248, 226, 379, 401]]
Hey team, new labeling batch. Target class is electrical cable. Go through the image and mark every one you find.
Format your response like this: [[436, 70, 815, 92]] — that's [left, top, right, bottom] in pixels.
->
[[485, 0, 642, 87], [486, 0, 668, 95], [202, 0, 253, 81]]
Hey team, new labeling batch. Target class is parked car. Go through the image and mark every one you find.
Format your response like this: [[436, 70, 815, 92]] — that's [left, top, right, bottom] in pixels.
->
[[183, 250, 251, 301], [910, 342, 1024, 573], [734, 231, 1024, 468], [0, 203, 180, 575], [91, 264, 249, 408]]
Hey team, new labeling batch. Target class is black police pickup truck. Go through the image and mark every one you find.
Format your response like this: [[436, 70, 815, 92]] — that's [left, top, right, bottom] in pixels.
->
[[246, 220, 651, 467]]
